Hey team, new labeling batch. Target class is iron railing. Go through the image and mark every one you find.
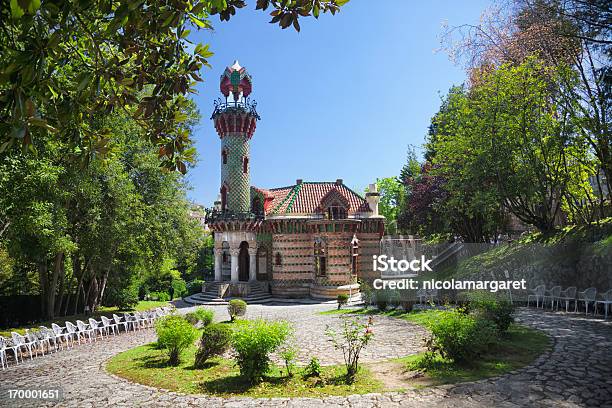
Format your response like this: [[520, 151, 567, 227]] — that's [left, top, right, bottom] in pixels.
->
[[210, 98, 260, 120], [205, 208, 265, 223]]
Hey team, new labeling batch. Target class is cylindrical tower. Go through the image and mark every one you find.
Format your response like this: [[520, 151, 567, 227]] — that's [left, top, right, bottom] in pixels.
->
[[212, 60, 260, 214]]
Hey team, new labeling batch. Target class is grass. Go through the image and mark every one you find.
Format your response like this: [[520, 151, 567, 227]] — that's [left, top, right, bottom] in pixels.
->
[[399, 323, 550, 386], [106, 341, 386, 398], [319, 307, 550, 387], [0, 300, 169, 337]]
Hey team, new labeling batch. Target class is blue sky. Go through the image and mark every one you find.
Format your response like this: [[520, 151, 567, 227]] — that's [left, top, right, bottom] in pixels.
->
[[186, 0, 491, 206]]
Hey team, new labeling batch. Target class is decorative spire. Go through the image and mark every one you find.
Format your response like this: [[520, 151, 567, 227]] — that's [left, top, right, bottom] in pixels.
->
[[220, 59, 252, 100]]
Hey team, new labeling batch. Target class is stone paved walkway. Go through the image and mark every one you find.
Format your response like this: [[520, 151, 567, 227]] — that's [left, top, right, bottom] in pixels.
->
[[1, 305, 611, 407]]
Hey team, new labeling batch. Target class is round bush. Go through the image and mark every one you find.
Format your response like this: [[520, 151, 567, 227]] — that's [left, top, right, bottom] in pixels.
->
[[228, 299, 247, 321], [193, 307, 214, 326], [194, 323, 232, 368], [155, 315, 199, 366], [231, 319, 292, 383], [428, 309, 497, 365], [465, 291, 515, 334], [337, 294, 349, 309]]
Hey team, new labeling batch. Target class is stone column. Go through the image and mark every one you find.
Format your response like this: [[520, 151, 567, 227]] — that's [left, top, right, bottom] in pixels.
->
[[230, 248, 240, 283], [214, 249, 223, 282], [248, 247, 258, 282]]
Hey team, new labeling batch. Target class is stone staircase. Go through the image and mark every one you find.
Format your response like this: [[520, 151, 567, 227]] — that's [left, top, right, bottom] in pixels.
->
[[184, 281, 273, 306]]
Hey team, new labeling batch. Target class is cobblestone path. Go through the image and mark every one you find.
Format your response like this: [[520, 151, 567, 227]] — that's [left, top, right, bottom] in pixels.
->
[[1, 305, 610, 407]]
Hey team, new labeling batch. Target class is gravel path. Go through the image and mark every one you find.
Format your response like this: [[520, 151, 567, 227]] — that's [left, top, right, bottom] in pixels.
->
[[1, 305, 611, 407]]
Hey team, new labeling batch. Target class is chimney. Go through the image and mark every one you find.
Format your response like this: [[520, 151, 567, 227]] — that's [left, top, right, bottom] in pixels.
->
[[335, 179, 343, 185], [365, 183, 380, 216], [296, 179, 303, 185]]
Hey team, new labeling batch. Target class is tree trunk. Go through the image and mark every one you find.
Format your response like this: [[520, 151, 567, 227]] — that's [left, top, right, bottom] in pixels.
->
[[54, 257, 66, 316], [45, 252, 64, 320], [38, 259, 48, 317]]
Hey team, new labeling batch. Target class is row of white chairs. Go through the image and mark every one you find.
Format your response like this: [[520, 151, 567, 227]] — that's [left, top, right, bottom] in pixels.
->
[[0, 306, 174, 369], [528, 286, 612, 318]]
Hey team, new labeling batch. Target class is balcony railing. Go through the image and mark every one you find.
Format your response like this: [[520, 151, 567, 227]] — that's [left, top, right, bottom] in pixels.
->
[[205, 208, 265, 223], [210, 98, 260, 120]]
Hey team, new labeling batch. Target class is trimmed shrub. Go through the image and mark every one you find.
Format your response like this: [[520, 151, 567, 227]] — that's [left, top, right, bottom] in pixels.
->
[[155, 315, 199, 366], [427, 309, 497, 365], [228, 299, 247, 321], [231, 319, 292, 383], [148, 291, 170, 302], [184, 312, 199, 325], [193, 307, 214, 326], [337, 294, 349, 310], [187, 279, 205, 295], [375, 291, 388, 311], [465, 291, 515, 334], [194, 323, 232, 368]]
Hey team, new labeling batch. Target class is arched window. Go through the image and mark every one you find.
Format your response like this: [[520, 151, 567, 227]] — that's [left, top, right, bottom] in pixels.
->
[[220, 185, 228, 211], [243, 157, 249, 174], [275, 252, 282, 266], [222, 150, 227, 164], [314, 239, 326, 276]]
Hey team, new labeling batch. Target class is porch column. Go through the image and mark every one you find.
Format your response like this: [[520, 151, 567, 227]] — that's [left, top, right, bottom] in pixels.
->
[[230, 248, 240, 283], [214, 248, 222, 282], [248, 247, 258, 282]]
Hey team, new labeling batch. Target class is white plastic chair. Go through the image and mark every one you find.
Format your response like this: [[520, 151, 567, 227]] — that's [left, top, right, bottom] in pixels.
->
[[133, 311, 148, 329], [544, 286, 562, 310], [76, 320, 95, 342], [113, 314, 128, 333], [577, 287, 597, 315], [123, 313, 138, 332], [595, 289, 612, 319], [416, 288, 428, 304], [52, 323, 73, 349], [88, 318, 106, 340], [0, 337, 8, 369], [558, 287, 577, 312], [528, 285, 546, 308], [25, 329, 45, 357], [39, 326, 58, 352], [11, 332, 32, 360], [101, 316, 118, 336], [65, 321, 83, 344]]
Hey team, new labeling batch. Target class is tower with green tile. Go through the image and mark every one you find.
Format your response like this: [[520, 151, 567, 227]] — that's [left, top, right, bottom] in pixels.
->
[[212, 60, 260, 214]]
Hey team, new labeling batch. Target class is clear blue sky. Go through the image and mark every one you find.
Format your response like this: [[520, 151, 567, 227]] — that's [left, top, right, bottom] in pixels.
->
[[186, 0, 491, 206]]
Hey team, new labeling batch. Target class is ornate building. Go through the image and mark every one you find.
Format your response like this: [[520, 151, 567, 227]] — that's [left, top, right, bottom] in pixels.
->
[[206, 61, 385, 299]]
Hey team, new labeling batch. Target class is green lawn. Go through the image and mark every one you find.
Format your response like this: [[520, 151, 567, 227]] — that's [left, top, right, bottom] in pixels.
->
[[319, 307, 550, 387], [0, 300, 170, 337], [106, 340, 386, 398]]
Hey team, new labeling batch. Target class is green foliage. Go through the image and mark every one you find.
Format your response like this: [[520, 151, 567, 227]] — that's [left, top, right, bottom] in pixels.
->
[[303, 357, 323, 378], [227, 299, 247, 321], [193, 307, 214, 327], [375, 292, 387, 311], [370, 177, 404, 235], [427, 309, 497, 365], [155, 315, 199, 366], [148, 292, 171, 302], [336, 294, 349, 309], [194, 323, 232, 368], [464, 292, 515, 334], [231, 319, 292, 384], [187, 279, 205, 295], [102, 278, 139, 310], [279, 343, 299, 377], [326, 317, 374, 384]]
